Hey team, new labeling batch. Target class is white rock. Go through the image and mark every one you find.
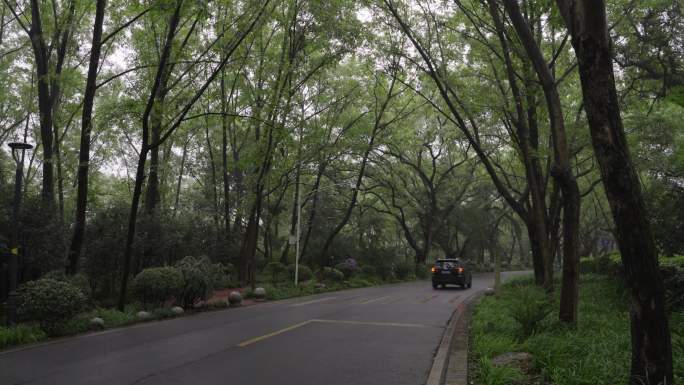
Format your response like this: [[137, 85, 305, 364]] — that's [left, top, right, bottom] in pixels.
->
[[484, 287, 495, 296], [137, 311, 151, 320], [89, 317, 105, 330], [171, 306, 184, 315], [228, 291, 243, 306], [254, 287, 266, 301]]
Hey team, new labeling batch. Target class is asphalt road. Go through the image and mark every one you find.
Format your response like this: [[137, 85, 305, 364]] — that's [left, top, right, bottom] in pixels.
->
[[0, 272, 524, 385]]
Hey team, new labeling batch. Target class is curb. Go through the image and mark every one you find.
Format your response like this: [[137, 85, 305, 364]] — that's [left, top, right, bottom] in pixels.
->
[[426, 291, 484, 385]]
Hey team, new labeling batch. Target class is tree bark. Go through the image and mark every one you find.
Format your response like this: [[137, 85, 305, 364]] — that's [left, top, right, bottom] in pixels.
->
[[503, 0, 581, 323], [28, 0, 54, 207], [66, 0, 107, 275], [555, 0, 672, 382]]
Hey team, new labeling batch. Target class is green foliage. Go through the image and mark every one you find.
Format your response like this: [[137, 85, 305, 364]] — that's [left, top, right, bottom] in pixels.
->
[[672, 312, 684, 382], [264, 261, 288, 283], [476, 357, 525, 385], [175, 256, 214, 308], [16, 279, 87, 330], [317, 267, 345, 282], [359, 265, 376, 277], [415, 264, 430, 279], [43, 270, 92, 299], [334, 262, 357, 278], [0, 325, 47, 350], [208, 263, 235, 289], [506, 286, 554, 338], [472, 275, 635, 385], [287, 264, 313, 281], [394, 260, 416, 280], [131, 267, 184, 308]]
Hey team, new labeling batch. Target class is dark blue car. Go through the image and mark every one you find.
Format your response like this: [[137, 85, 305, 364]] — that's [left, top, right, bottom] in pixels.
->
[[431, 259, 472, 289]]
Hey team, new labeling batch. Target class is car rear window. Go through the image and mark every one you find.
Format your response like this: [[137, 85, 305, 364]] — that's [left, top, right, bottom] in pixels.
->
[[436, 260, 460, 269]]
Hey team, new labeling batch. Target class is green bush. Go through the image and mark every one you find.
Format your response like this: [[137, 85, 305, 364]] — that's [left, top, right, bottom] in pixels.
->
[[264, 261, 288, 283], [507, 286, 553, 338], [16, 278, 87, 330], [334, 258, 358, 278], [660, 265, 684, 311], [131, 266, 184, 308], [359, 265, 376, 277], [43, 270, 92, 299], [477, 357, 525, 385], [176, 256, 214, 308], [0, 325, 47, 350], [394, 261, 416, 280], [415, 264, 430, 279], [287, 264, 313, 281], [472, 275, 637, 385], [672, 312, 684, 382], [317, 267, 345, 282], [209, 263, 235, 289]]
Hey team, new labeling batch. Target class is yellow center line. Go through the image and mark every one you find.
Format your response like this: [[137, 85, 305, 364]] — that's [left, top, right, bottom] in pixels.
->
[[237, 320, 313, 347], [237, 317, 441, 347]]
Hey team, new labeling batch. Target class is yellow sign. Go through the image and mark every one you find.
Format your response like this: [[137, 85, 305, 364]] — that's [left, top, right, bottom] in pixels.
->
[[11, 248, 18, 255]]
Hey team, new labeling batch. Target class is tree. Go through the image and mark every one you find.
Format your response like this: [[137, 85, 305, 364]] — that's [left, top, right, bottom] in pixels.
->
[[555, 0, 673, 382]]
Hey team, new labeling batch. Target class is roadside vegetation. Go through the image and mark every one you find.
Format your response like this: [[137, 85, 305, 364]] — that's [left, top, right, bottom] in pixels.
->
[[471, 255, 684, 385], [0, 256, 428, 351]]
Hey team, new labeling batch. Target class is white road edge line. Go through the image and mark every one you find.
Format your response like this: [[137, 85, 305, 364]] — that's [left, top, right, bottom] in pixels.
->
[[288, 296, 338, 307]]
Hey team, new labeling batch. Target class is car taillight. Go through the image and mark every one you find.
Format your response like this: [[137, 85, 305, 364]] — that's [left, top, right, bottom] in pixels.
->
[[431, 267, 437, 273], [456, 267, 464, 273]]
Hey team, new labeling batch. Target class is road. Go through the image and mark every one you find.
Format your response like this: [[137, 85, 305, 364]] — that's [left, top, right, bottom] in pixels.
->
[[0, 272, 524, 385]]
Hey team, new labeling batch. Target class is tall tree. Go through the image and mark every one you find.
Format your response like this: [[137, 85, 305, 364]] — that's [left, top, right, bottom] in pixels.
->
[[555, 0, 672, 382]]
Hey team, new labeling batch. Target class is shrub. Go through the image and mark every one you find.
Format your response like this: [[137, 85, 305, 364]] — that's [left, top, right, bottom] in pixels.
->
[[131, 266, 184, 308], [395, 261, 416, 280], [359, 265, 376, 277], [176, 256, 214, 308], [317, 267, 344, 282], [506, 286, 553, 338], [16, 278, 87, 330], [287, 264, 313, 281], [415, 265, 430, 279], [334, 258, 358, 278], [209, 263, 235, 289], [660, 265, 684, 311], [263, 261, 288, 283], [43, 270, 92, 299], [0, 325, 47, 350], [477, 357, 525, 385]]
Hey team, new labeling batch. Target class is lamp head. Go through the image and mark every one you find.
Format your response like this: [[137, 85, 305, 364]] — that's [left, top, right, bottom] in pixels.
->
[[8, 142, 33, 151]]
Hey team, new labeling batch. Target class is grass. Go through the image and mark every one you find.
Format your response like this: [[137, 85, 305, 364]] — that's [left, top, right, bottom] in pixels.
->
[[471, 274, 683, 385], [0, 324, 47, 350]]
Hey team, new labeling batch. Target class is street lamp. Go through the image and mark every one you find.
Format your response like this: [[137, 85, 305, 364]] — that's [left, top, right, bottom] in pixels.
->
[[6, 142, 32, 326]]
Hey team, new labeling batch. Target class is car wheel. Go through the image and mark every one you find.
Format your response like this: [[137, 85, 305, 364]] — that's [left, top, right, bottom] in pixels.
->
[[432, 282, 439, 289]]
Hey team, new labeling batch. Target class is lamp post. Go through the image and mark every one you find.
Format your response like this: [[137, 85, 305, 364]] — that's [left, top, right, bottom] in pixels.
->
[[6, 142, 32, 326]]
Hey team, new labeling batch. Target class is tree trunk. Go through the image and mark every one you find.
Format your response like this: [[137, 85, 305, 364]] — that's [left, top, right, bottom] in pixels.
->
[[503, 0, 581, 322], [66, 0, 107, 275], [555, 0, 672, 382], [29, 0, 55, 207]]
